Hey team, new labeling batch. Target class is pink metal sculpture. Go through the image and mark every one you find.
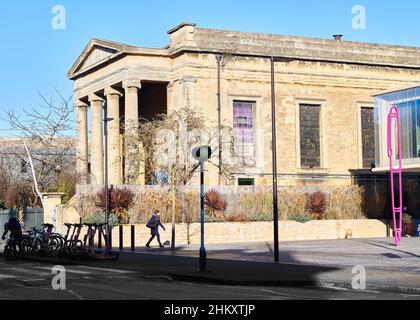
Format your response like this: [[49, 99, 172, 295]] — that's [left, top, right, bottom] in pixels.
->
[[387, 106, 403, 247]]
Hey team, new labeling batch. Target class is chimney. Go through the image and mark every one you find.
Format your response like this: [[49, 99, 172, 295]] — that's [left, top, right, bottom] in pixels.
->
[[333, 34, 343, 41]]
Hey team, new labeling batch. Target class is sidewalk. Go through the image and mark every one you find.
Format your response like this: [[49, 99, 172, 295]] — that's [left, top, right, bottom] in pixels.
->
[[117, 237, 420, 293]]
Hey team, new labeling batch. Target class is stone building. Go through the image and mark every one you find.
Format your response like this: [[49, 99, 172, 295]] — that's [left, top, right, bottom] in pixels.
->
[[68, 22, 420, 187]]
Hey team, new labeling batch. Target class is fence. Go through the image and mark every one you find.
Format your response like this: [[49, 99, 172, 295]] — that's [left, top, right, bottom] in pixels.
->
[[23, 208, 44, 229], [0, 208, 44, 229], [0, 209, 13, 229]]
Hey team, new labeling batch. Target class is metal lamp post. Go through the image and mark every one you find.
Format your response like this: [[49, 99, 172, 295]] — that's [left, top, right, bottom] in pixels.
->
[[216, 54, 223, 186], [103, 101, 114, 254], [270, 57, 280, 263]]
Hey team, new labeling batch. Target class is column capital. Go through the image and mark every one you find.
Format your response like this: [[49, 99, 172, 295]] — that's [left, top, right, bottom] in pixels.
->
[[104, 87, 123, 97], [88, 93, 105, 103], [180, 76, 197, 84], [123, 79, 142, 90], [75, 100, 88, 109]]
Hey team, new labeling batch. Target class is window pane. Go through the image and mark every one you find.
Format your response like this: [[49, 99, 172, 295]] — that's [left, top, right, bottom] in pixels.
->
[[300, 104, 321, 168], [233, 101, 255, 165], [361, 107, 375, 168]]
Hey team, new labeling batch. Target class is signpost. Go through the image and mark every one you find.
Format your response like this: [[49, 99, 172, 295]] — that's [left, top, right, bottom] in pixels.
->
[[192, 146, 212, 272]]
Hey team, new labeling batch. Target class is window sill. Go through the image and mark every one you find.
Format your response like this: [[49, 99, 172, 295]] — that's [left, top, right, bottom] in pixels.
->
[[296, 168, 330, 174]]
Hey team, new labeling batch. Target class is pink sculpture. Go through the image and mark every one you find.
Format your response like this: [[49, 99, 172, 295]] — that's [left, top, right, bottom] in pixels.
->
[[387, 106, 403, 247]]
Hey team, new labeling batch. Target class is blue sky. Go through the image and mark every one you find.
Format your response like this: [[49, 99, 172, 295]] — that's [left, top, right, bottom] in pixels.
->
[[0, 0, 419, 135]]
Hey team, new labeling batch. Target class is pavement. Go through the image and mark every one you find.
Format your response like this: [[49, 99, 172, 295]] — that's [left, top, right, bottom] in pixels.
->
[[120, 237, 420, 293], [1, 259, 418, 300], [2, 237, 420, 296]]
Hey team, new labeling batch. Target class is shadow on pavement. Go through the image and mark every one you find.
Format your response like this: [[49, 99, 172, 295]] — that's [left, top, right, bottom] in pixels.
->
[[108, 248, 341, 287]]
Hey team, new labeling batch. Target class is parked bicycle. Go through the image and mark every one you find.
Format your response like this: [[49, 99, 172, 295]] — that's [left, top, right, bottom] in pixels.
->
[[21, 224, 62, 256]]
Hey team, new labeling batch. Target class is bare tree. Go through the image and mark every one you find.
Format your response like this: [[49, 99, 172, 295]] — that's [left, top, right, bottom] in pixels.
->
[[123, 107, 241, 247], [4, 91, 76, 208]]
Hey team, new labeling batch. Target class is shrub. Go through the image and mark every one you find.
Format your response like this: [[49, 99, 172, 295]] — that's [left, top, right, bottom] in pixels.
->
[[290, 213, 311, 224], [278, 188, 307, 221], [96, 187, 135, 224], [205, 189, 227, 220], [326, 186, 365, 220], [128, 188, 181, 224], [306, 192, 327, 220], [183, 191, 200, 224], [82, 212, 119, 228], [225, 213, 250, 223]]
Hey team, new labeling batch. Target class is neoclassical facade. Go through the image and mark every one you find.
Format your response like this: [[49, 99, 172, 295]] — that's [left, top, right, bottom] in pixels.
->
[[69, 23, 420, 187]]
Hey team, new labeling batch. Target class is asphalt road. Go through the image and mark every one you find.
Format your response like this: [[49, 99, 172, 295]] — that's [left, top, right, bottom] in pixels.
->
[[0, 258, 419, 300]]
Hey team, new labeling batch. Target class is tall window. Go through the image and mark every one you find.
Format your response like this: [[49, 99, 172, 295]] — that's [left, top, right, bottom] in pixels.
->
[[397, 100, 420, 160], [233, 101, 255, 166], [361, 107, 375, 168], [300, 104, 321, 168]]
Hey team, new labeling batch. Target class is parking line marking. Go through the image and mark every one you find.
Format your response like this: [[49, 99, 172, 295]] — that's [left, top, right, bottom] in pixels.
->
[[34, 267, 91, 275], [0, 274, 18, 280], [76, 266, 136, 274]]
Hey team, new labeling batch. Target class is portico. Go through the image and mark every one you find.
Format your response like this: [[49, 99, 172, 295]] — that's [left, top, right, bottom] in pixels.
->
[[74, 80, 169, 186]]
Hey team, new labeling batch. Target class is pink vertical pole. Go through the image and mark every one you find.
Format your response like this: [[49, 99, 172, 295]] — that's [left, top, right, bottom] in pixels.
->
[[387, 106, 403, 247]]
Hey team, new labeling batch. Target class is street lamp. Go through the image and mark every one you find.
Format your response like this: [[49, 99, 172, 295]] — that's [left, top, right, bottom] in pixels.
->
[[192, 146, 212, 272], [215, 54, 223, 186], [103, 101, 114, 254], [270, 56, 280, 263]]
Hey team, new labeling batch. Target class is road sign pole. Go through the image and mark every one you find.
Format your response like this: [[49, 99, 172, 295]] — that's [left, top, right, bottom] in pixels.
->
[[199, 161, 207, 272], [193, 146, 211, 272]]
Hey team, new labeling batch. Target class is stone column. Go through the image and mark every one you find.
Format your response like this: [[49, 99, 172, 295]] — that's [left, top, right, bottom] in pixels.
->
[[105, 87, 123, 186], [180, 76, 197, 109], [89, 93, 104, 185], [75, 100, 89, 184], [123, 79, 142, 184]]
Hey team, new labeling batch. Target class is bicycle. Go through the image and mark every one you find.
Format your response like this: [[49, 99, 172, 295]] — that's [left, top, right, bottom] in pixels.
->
[[21, 224, 62, 256]]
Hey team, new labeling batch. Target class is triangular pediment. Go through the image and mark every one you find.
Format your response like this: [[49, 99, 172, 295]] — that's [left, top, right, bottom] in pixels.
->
[[79, 46, 117, 71], [68, 39, 134, 79]]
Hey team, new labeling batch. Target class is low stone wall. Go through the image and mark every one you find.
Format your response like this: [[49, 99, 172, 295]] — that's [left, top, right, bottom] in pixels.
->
[[111, 220, 390, 248]]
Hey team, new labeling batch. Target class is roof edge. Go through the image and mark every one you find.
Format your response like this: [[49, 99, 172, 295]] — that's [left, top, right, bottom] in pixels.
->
[[167, 22, 197, 34]]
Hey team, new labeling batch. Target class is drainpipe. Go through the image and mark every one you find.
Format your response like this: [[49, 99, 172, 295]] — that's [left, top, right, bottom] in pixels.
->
[[216, 54, 223, 186]]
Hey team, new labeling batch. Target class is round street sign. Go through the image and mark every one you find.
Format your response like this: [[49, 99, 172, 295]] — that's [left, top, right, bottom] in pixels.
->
[[192, 146, 212, 162]]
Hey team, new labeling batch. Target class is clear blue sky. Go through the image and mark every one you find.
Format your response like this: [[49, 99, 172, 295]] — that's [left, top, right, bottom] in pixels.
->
[[0, 0, 419, 135]]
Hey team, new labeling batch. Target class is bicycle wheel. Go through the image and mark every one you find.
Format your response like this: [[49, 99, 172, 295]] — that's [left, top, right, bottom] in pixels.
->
[[21, 238, 33, 256], [47, 235, 63, 255], [31, 239, 43, 256]]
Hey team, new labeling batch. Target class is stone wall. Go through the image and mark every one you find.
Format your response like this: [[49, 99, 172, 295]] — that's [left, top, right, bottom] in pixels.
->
[[110, 220, 390, 248]]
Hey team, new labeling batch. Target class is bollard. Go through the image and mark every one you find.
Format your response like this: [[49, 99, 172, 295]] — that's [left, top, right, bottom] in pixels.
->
[[119, 225, 123, 251], [98, 230, 102, 249], [109, 230, 113, 250], [131, 225, 135, 252]]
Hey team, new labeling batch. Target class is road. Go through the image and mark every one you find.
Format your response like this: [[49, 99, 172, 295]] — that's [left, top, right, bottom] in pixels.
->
[[0, 258, 419, 300]]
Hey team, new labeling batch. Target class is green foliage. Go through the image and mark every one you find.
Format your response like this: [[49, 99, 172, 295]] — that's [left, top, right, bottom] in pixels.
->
[[289, 213, 311, 224], [82, 212, 119, 228]]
